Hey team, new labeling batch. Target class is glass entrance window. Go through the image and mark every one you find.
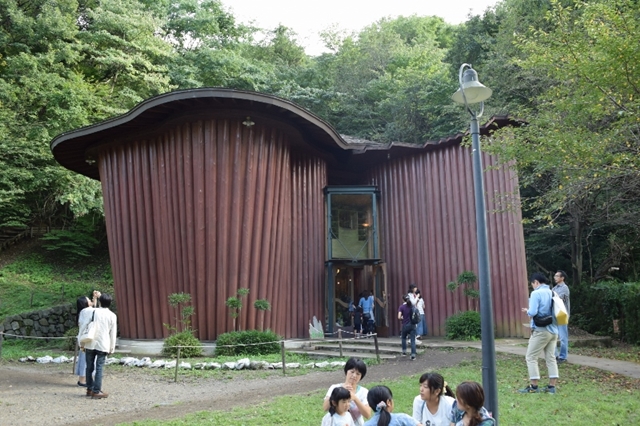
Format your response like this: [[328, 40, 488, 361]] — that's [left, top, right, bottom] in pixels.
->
[[325, 187, 379, 261]]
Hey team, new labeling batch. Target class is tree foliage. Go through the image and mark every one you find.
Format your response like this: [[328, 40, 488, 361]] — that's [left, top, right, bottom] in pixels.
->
[[304, 15, 464, 143], [486, 0, 640, 285], [3, 0, 640, 294]]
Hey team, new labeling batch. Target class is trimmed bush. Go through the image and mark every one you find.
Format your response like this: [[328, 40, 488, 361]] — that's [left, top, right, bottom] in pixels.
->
[[215, 329, 281, 357], [445, 310, 481, 340], [162, 330, 203, 358]]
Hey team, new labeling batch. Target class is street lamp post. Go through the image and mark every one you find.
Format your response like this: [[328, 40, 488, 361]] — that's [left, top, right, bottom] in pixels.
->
[[452, 63, 499, 423]]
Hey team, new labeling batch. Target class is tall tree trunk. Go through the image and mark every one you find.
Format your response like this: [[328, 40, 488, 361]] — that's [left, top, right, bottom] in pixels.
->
[[570, 216, 583, 287]]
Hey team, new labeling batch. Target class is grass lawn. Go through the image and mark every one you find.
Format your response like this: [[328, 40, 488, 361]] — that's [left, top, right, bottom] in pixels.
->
[[0, 251, 112, 318], [120, 354, 640, 426]]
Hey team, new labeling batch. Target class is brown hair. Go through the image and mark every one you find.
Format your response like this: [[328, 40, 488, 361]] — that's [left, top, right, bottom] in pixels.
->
[[456, 381, 486, 426], [419, 372, 455, 400]]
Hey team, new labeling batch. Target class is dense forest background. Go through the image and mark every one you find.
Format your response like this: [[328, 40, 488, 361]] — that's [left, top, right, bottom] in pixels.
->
[[1, 0, 639, 296]]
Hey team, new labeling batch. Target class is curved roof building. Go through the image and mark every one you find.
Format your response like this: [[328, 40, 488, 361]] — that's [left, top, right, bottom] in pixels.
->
[[51, 88, 528, 342]]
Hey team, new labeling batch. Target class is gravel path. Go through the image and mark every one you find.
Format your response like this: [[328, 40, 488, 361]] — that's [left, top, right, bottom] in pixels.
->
[[0, 349, 480, 425]]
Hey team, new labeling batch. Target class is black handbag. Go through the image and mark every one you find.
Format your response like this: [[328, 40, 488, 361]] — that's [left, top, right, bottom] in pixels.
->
[[533, 290, 554, 327], [533, 314, 553, 327]]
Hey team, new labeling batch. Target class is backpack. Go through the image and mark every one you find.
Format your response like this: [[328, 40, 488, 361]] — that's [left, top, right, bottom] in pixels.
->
[[410, 306, 421, 325]]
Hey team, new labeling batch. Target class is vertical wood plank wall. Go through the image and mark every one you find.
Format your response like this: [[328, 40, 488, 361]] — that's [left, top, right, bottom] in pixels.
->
[[368, 145, 529, 337], [290, 153, 327, 338], [99, 118, 326, 340]]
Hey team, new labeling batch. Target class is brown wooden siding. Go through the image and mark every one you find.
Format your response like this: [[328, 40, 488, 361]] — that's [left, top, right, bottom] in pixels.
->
[[368, 144, 528, 337], [290, 154, 327, 337], [99, 117, 326, 340]]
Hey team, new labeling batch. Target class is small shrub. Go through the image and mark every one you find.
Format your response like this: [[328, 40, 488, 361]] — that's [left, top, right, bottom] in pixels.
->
[[64, 326, 79, 351], [215, 329, 281, 357], [165, 292, 194, 332], [226, 288, 250, 331], [445, 310, 481, 340], [162, 330, 203, 358]]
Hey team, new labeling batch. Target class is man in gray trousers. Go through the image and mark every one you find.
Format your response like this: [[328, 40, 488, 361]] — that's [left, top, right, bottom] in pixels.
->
[[553, 270, 570, 363]]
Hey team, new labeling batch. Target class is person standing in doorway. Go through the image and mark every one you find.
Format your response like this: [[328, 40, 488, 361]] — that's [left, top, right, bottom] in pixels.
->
[[353, 304, 364, 338], [81, 293, 117, 399], [398, 295, 417, 360], [554, 270, 570, 363], [359, 291, 375, 335]]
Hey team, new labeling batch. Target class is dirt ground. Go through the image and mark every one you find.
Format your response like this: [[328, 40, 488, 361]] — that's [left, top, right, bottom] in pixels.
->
[[0, 349, 480, 426]]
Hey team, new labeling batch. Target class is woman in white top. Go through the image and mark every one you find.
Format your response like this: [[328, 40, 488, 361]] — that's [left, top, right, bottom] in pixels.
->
[[321, 386, 356, 426], [74, 291, 99, 386], [412, 372, 455, 426], [407, 284, 418, 307], [415, 290, 426, 339], [324, 357, 372, 426]]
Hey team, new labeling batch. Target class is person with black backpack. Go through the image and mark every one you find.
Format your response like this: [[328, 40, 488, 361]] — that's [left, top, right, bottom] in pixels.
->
[[397, 294, 418, 360]]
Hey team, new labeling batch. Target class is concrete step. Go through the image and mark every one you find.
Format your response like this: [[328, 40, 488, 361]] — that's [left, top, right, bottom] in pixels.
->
[[288, 349, 397, 360], [290, 336, 427, 359]]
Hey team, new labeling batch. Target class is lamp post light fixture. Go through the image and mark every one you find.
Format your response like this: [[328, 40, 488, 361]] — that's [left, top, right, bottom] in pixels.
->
[[452, 63, 499, 423]]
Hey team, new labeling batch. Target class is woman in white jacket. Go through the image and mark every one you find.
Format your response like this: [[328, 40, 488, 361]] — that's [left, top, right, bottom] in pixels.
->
[[75, 291, 99, 386]]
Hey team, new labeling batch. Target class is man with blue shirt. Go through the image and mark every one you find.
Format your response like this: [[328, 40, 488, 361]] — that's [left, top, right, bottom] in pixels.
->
[[519, 272, 559, 394], [359, 290, 375, 335]]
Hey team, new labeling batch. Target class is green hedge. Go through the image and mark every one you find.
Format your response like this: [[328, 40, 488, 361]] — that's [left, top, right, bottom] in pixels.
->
[[162, 330, 203, 358], [445, 310, 481, 340], [215, 329, 281, 357], [571, 281, 640, 344]]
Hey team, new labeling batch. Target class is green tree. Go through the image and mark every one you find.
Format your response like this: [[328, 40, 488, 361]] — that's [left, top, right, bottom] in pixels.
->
[[253, 298, 271, 332], [309, 15, 462, 143], [0, 0, 175, 229], [226, 288, 249, 331], [487, 0, 640, 285], [166, 292, 195, 332]]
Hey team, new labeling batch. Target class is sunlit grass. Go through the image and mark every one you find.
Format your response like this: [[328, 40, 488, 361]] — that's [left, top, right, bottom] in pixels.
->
[[120, 354, 640, 426], [0, 251, 112, 318]]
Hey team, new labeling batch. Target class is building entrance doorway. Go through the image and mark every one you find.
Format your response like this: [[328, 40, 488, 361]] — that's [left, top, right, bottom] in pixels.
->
[[326, 262, 388, 336]]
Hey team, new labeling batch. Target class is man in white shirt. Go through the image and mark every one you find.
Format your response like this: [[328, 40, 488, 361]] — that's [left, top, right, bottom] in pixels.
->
[[80, 293, 117, 399]]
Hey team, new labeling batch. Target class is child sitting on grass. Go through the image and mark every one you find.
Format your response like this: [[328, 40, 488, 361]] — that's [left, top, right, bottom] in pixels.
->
[[364, 385, 420, 426], [322, 386, 356, 426]]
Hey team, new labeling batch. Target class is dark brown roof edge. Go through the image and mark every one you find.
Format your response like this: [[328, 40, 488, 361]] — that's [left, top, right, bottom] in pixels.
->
[[341, 115, 522, 152], [50, 87, 349, 153]]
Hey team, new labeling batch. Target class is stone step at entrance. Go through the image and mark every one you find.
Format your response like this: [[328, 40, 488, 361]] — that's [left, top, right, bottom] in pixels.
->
[[289, 335, 426, 359], [287, 349, 397, 360]]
